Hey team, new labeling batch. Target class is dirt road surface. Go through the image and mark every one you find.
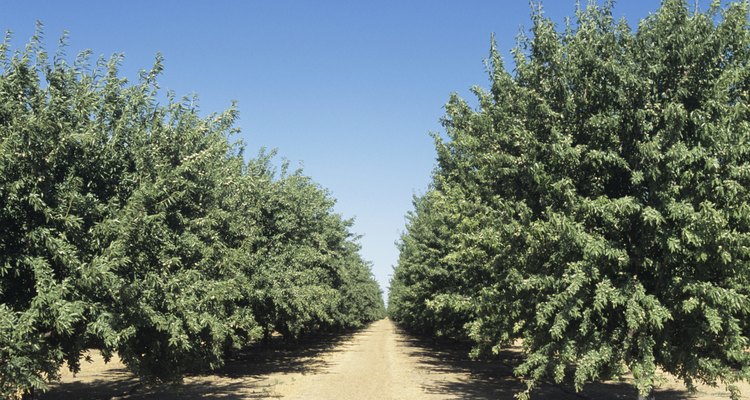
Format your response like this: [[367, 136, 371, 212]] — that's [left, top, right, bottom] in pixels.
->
[[42, 318, 748, 399]]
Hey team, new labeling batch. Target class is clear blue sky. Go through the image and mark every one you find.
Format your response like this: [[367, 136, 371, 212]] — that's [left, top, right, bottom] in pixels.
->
[[2, 1, 667, 298]]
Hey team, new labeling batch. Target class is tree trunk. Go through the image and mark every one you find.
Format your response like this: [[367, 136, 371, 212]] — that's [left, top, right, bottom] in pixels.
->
[[21, 388, 34, 400], [263, 327, 271, 343], [637, 390, 653, 400]]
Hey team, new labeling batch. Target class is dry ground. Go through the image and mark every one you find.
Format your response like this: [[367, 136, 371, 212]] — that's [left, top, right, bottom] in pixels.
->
[[41, 319, 749, 399]]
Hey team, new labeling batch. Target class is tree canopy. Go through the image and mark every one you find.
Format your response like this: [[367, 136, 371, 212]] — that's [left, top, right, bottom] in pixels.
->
[[0, 28, 384, 398], [389, 1, 750, 398]]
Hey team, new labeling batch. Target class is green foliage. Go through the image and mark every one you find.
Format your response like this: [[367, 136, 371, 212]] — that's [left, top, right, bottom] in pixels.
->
[[0, 29, 105, 397], [387, 189, 476, 340], [389, 1, 750, 398], [245, 163, 385, 339], [0, 27, 383, 397]]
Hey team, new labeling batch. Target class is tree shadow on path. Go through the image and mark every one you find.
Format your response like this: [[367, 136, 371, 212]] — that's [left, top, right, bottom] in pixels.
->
[[40, 328, 362, 400], [395, 326, 696, 400]]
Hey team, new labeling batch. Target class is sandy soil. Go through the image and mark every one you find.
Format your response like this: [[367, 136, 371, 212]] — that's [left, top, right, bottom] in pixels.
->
[[41, 318, 749, 399]]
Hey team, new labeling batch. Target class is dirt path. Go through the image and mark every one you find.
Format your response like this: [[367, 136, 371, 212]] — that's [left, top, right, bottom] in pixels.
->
[[42, 318, 748, 399], [270, 318, 423, 399]]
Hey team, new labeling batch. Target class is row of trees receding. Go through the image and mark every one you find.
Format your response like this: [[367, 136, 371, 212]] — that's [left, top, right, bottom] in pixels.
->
[[0, 30, 384, 398], [389, 1, 750, 399]]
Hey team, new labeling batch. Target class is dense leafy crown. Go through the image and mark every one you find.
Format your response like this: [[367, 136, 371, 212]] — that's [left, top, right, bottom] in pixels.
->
[[389, 1, 750, 398]]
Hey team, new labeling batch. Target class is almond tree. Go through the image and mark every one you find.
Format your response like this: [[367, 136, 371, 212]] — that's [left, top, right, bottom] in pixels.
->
[[0, 29, 384, 398], [390, 1, 750, 398]]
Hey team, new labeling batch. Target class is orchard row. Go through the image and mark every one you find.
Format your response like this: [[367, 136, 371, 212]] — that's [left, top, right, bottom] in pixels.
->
[[389, 1, 750, 399], [0, 33, 384, 398]]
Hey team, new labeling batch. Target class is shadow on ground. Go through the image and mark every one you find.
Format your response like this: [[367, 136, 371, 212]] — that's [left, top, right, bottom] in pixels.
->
[[215, 328, 361, 378], [40, 328, 362, 400], [394, 326, 696, 400]]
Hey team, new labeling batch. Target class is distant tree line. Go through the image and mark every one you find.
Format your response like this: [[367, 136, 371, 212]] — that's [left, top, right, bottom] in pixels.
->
[[0, 29, 384, 398], [389, 1, 750, 399]]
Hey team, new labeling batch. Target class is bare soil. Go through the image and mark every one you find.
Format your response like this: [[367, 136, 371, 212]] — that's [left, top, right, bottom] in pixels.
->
[[41, 319, 749, 399]]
